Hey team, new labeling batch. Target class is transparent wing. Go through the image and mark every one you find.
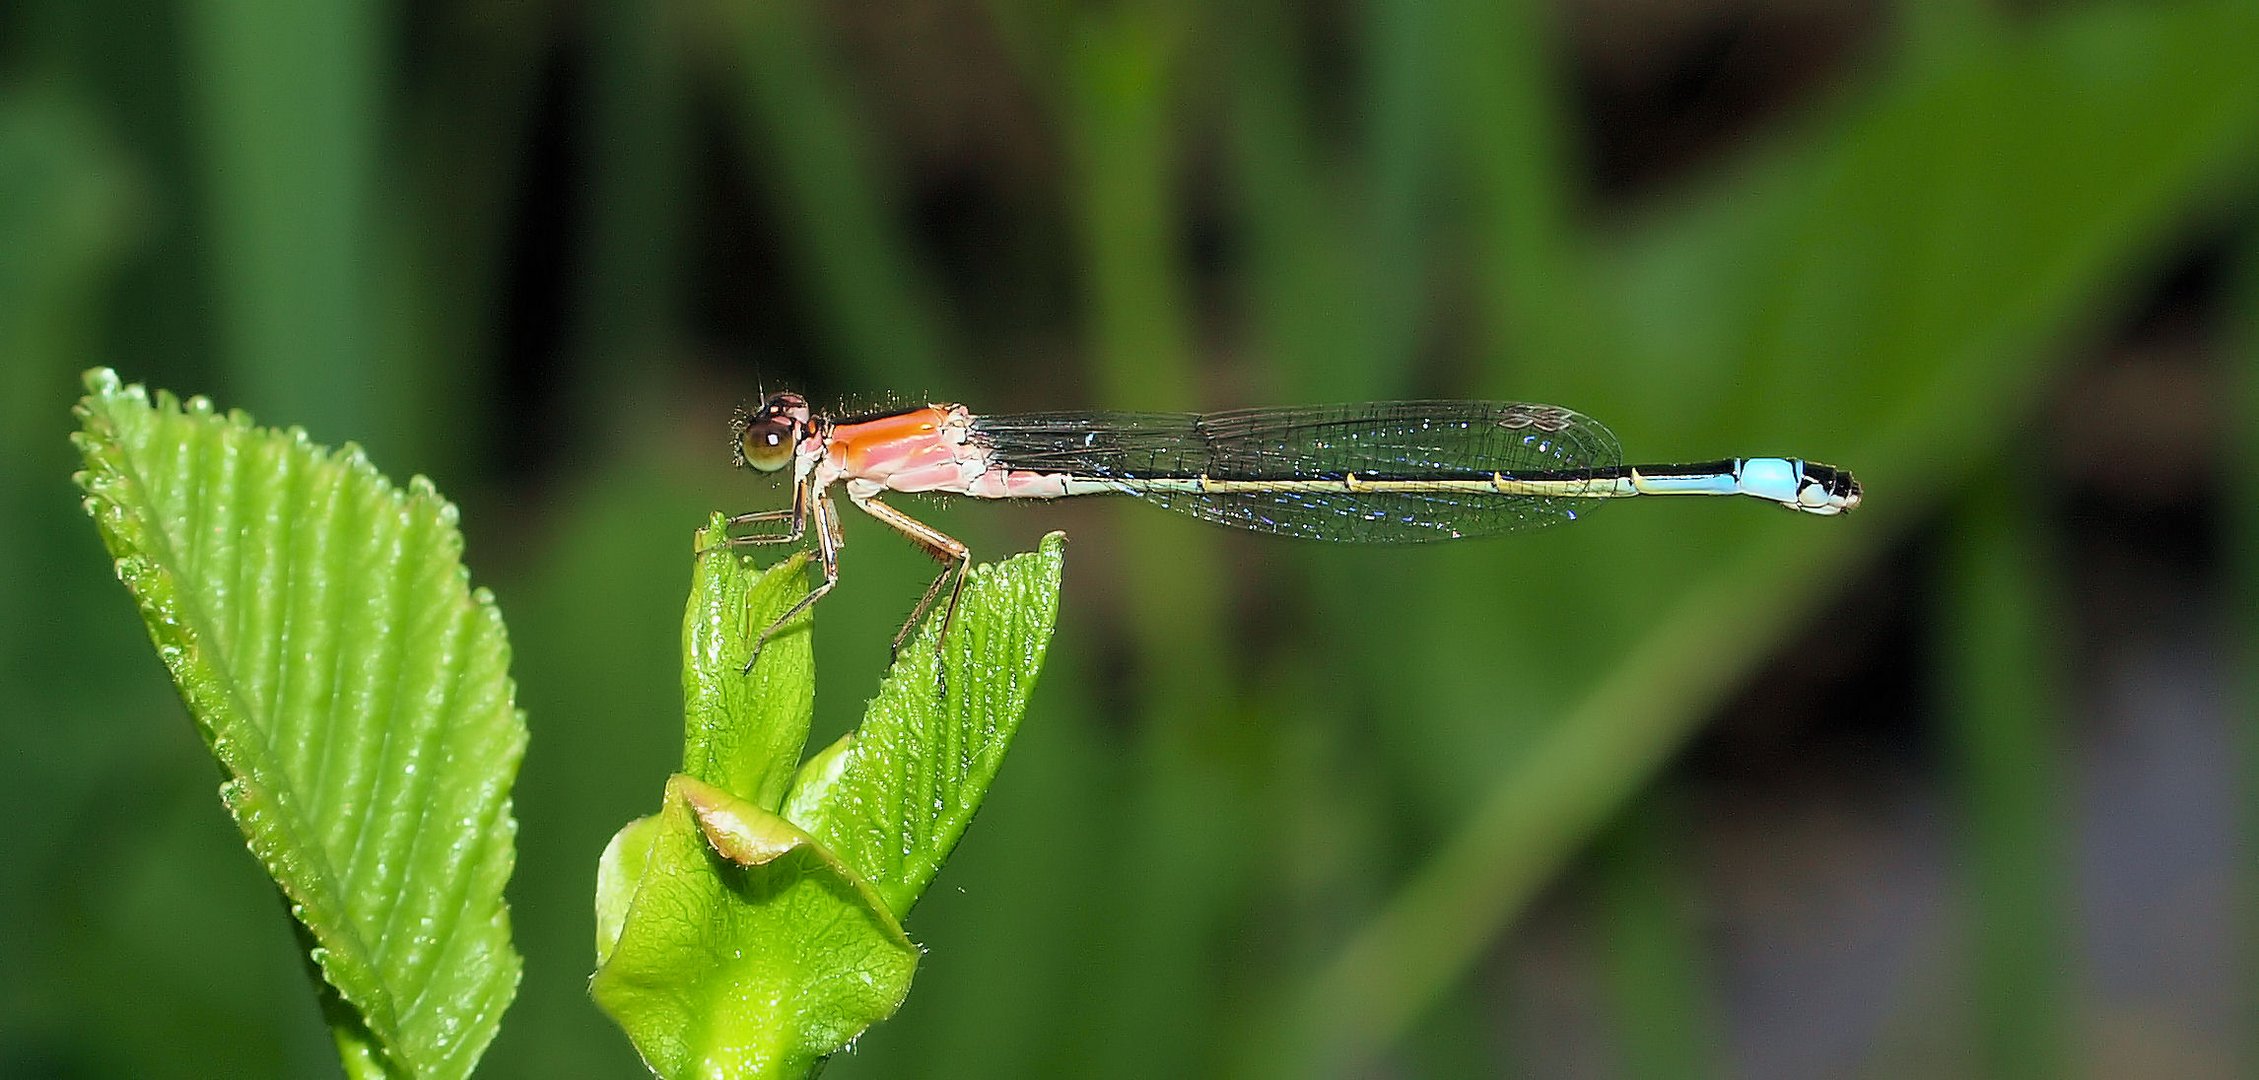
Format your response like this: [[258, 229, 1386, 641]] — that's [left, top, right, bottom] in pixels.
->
[[967, 401, 1623, 543]]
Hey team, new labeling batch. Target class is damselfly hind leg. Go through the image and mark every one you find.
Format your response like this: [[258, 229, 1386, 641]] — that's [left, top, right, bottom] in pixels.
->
[[742, 492, 842, 674], [856, 497, 970, 674]]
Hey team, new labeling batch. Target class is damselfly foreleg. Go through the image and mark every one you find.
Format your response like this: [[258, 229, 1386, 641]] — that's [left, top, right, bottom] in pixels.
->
[[742, 490, 843, 673], [855, 496, 971, 662], [702, 483, 808, 555]]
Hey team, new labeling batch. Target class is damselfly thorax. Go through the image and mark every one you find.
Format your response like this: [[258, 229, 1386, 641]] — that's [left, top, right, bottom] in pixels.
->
[[715, 393, 1861, 669]]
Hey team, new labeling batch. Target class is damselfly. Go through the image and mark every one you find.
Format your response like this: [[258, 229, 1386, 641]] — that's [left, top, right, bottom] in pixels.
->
[[719, 394, 1860, 665]]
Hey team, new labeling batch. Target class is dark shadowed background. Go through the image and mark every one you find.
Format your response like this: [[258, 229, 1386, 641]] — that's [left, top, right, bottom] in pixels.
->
[[5, 0, 2258, 1076]]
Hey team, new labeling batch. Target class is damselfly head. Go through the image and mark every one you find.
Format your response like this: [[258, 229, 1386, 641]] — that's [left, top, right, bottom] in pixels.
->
[[732, 392, 812, 473]]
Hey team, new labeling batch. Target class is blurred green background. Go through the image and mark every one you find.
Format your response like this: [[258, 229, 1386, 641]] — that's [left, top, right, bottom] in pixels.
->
[[6, 0, 2259, 1076]]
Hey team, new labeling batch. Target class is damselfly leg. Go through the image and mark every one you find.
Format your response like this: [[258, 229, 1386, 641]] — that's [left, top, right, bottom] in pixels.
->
[[856, 497, 971, 663], [701, 482, 808, 554], [721, 507, 798, 535], [742, 488, 842, 673]]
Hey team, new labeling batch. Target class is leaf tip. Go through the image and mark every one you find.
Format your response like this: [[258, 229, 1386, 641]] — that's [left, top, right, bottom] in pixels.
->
[[695, 512, 730, 553], [81, 366, 122, 395], [72, 367, 146, 437]]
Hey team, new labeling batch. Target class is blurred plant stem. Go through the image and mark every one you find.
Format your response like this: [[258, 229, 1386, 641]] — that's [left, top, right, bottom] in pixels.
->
[[1223, 0, 1417, 401], [1905, 31, 2075, 1078], [391, 3, 558, 488], [1391, 0, 1594, 807], [1356, 0, 1443, 397], [183, 0, 393, 453], [570, 0, 687, 445], [1449, 0, 1585, 387], [1595, 792, 1725, 1080], [1943, 459, 2073, 1080], [722, 0, 950, 389], [1070, 1, 1197, 416], [1064, 3, 1246, 1074]]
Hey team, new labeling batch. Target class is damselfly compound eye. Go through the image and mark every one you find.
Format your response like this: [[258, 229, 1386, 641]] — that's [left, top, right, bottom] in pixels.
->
[[741, 417, 795, 472], [732, 392, 810, 472]]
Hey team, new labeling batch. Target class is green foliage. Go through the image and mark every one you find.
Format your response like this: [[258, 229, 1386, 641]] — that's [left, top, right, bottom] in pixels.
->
[[593, 519, 1066, 1078], [70, 369, 525, 1079], [15, 0, 2259, 1074], [1261, 3, 2259, 1070]]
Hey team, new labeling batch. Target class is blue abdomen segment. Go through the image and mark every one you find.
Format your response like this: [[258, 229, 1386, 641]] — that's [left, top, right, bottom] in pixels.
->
[[1734, 457, 1804, 503]]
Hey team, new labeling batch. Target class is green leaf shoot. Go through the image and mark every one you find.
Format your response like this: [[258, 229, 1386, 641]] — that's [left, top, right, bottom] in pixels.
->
[[69, 369, 527, 1079], [592, 776, 920, 1079], [593, 516, 1066, 1077]]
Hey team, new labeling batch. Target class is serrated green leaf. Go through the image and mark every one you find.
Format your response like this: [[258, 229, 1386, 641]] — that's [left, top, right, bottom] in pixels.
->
[[591, 776, 920, 1080], [783, 533, 1068, 918], [70, 368, 525, 1080]]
